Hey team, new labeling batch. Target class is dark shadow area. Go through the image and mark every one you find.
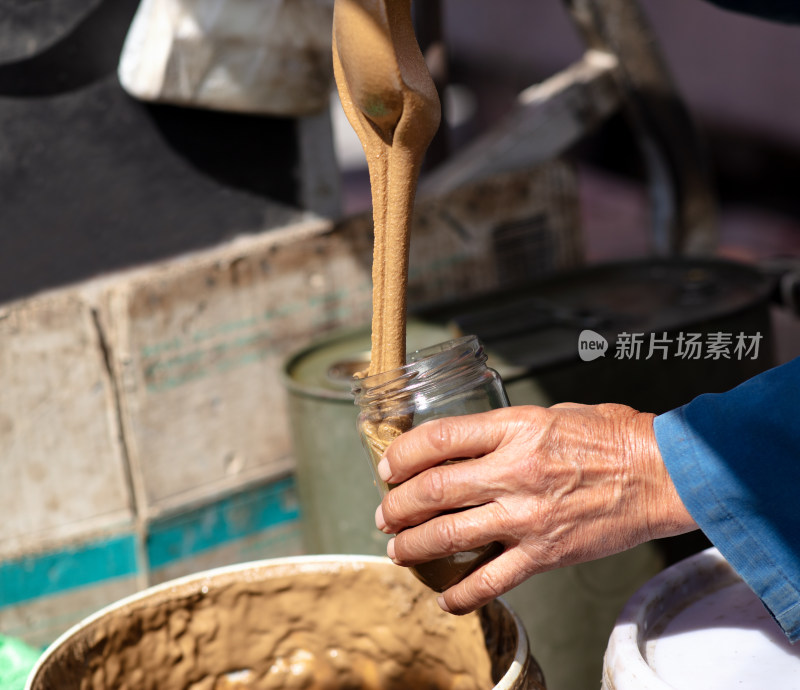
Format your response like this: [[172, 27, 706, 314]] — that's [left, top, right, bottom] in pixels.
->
[[654, 530, 713, 567], [0, 0, 304, 304], [145, 103, 299, 203], [577, 112, 800, 220], [0, 0, 140, 96], [0, 0, 101, 63]]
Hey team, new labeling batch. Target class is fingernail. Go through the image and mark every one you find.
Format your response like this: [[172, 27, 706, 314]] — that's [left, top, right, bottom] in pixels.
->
[[387, 537, 396, 561], [375, 504, 387, 531], [437, 596, 451, 613], [377, 457, 392, 482]]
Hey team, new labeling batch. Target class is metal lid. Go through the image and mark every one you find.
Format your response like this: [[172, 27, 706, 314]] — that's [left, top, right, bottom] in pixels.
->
[[415, 258, 772, 373]]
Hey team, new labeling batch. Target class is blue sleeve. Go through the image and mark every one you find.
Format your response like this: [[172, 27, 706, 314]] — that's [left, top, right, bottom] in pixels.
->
[[654, 357, 800, 642], [709, 0, 800, 24], [701, 0, 800, 23]]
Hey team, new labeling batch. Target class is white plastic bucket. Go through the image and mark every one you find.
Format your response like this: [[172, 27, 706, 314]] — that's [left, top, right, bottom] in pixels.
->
[[602, 547, 800, 689]]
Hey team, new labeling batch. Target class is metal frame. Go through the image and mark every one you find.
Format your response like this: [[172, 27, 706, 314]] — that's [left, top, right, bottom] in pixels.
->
[[422, 0, 717, 257]]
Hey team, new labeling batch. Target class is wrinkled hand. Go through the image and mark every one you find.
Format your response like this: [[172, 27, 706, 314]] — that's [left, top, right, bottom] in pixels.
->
[[374, 403, 697, 614]]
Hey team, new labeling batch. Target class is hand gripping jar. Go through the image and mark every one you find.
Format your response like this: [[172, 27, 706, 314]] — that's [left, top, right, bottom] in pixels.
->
[[352, 335, 508, 592]]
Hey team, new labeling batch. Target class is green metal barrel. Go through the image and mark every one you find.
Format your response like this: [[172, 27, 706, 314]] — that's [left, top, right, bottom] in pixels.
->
[[283, 321, 455, 556]]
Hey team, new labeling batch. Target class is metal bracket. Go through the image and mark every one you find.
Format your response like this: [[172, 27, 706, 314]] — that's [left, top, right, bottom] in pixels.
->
[[565, 0, 717, 256], [422, 0, 717, 257]]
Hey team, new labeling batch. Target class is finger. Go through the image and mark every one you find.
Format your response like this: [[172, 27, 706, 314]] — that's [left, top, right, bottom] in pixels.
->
[[381, 408, 513, 483], [438, 547, 534, 615], [389, 503, 509, 565], [380, 459, 500, 531]]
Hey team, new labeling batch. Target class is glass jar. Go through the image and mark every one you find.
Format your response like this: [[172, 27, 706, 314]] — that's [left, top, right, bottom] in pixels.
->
[[352, 335, 509, 592]]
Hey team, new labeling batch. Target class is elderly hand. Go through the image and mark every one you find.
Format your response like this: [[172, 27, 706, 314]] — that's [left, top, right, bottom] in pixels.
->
[[374, 403, 697, 614]]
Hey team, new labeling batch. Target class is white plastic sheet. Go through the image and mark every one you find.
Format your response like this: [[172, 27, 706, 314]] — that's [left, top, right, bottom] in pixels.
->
[[118, 0, 335, 115]]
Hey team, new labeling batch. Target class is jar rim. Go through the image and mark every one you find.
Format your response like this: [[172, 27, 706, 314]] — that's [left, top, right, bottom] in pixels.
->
[[351, 335, 485, 404]]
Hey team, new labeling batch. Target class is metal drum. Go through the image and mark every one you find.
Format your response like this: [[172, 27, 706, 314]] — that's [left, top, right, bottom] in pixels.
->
[[603, 548, 800, 689], [283, 321, 456, 556]]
